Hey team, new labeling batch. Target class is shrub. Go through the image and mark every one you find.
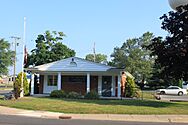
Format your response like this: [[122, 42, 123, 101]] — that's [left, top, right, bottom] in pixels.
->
[[84, 91, 99, 100], [67, 91, 82, 99], [125, 76, 140, 98], [50, 90, 67, 98], [14, 72, 29, 98]]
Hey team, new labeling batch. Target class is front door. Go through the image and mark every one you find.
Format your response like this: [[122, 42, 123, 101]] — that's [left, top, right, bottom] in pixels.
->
[[90, 76, 98, 92], [34, 75, 39, 94], [102, 76, 112, 97]]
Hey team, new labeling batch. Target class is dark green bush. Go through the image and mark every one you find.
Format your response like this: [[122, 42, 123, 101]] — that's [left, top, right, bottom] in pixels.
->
[[50, 90, 67, 98], [84, 91, 99, 100], [67, 91, 82, 99]]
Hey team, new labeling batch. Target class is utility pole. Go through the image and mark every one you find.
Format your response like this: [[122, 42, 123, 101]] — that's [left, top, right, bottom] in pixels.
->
[[10, 36, 20, 83], [93, 42, 96, 62]]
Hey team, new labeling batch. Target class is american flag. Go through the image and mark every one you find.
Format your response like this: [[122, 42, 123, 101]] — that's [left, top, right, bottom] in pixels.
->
[[24, 45, 28, 65]]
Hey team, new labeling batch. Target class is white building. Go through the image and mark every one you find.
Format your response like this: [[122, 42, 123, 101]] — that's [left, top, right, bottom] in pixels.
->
[[28, 57, 123, 97]]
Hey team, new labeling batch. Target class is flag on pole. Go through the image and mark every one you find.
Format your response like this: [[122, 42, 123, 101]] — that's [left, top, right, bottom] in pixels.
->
[[24, 45, 28, 66]]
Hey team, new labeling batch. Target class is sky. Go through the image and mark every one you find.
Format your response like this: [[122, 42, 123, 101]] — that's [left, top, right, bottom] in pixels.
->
[[0, 0, 173, 75]]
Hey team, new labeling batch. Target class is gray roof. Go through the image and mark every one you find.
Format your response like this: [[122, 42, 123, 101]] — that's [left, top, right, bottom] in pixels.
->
[[28, 57, 121, 72]]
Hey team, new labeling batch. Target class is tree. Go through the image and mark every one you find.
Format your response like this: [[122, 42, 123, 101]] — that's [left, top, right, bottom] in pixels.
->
[[14, 72, 29, 98], [0, 39, 14, 76], [147, 5, 188, 81], [85, 53, 107, 63], [111, 32, 155, 88], [26, 31, 76, 67]]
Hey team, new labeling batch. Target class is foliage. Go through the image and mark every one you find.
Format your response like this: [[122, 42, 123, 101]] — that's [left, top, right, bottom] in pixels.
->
[[50, 90, 82, 99], [84, 91, 99, 100], [26, 31, 76, 67], [0, 39, 14, 76], [178, 79, 183, 88], [50, 90, 67, 98], [14, 72, 29, 97], [85, 53, 107, 63], [147, 5, 188, 81], [67, 91, 82, 99], [125, 76, 140, 98], [111, 32, 155, 87]]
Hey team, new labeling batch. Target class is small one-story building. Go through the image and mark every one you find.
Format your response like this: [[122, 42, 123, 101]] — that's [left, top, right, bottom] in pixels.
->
[[28, 57, 123, 97]]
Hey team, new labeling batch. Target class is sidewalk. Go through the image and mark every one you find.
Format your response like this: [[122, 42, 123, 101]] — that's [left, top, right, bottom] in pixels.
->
[[0, 106, 188, 123]]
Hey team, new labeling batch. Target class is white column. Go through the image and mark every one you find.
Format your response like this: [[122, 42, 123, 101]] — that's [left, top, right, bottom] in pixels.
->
[[57, 72, 61, 90], [30, 73, 34, 95], [98, 76, 102, 96], [111, 76, 115, 96], [117, 75, 121, 97], [87, 73, 90, 93]]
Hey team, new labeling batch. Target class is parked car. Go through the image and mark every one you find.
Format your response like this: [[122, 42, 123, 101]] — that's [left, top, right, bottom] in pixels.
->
[[156, 86, 187, 96]]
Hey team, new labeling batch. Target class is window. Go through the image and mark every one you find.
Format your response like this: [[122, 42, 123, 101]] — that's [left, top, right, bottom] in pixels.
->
[[63, 76, 86, 83], [68, 76, 86, 83], [47, 75, 57, 86]]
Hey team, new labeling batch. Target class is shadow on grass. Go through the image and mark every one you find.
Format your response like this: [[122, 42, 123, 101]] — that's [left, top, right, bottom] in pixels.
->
[[41, 97, 177, 108]]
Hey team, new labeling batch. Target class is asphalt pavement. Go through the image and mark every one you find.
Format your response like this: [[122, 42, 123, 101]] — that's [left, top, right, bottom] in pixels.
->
[[0, 89, 12, 95], [0, 114, 187, 125], [160, 95, 188, 102]]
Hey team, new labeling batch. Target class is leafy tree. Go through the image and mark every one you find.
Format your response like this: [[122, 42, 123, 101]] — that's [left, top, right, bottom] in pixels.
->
[[111, 32, 155, 88], [0, 39, 14, 76], [85, 53, 107, 63], [26, 31, 76, 67], [147, 5, 188, 81], [14, 72, 29, 97]]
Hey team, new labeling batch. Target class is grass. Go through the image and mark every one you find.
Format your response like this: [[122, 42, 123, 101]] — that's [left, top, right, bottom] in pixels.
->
[[0, 97, 188, 114], [141, 91, 156, 100]]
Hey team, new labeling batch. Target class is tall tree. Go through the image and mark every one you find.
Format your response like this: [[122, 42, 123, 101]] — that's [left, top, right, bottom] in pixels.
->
[[111, 32, 154, 87], [26, 31, 76, 67], [147, 5, 188, 81], [0, 39, 14, 76], [85, 53, 107, 63]]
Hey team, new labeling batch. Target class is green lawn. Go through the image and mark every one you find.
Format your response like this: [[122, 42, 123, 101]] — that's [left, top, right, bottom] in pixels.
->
[[0, 97, 188, 114], [142, 91, 156, 100]]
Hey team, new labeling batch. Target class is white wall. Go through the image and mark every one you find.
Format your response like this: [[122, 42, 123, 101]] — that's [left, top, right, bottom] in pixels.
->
[[43, 75, 58, 94]]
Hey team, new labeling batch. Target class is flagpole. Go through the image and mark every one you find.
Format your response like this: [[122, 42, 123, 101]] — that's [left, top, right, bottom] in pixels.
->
[[20, 17, 26, 97]]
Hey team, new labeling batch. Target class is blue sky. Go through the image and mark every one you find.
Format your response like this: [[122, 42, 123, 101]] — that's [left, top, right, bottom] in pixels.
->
[[0, 0, 172, 74]]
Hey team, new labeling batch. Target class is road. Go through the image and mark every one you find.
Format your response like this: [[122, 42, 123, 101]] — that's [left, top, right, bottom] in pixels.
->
[[0, 89, 12, 95], [160, 95, 188, 101], [0, 114, 187, 125]]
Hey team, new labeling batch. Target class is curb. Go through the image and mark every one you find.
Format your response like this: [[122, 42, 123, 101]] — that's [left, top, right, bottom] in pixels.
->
[[1, 113, 188, 123], [59, 115, 72, 119]]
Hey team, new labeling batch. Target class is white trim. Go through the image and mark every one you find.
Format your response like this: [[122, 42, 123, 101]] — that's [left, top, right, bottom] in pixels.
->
[[57, 72, 61, 90], [87, 73, 90, 93], [111, 76, 115, 96], [30, 74, 34, 95], [98, 76, 102, 96], [117, 75, 121, 97]]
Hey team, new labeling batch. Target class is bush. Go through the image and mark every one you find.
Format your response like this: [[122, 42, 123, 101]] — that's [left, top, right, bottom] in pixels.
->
[[125, 76, 140, 98], [14, 72, 29, 98], [67, 91, 82, 99], [84, 91, 99, 100], [50, 90, 67, 98]]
